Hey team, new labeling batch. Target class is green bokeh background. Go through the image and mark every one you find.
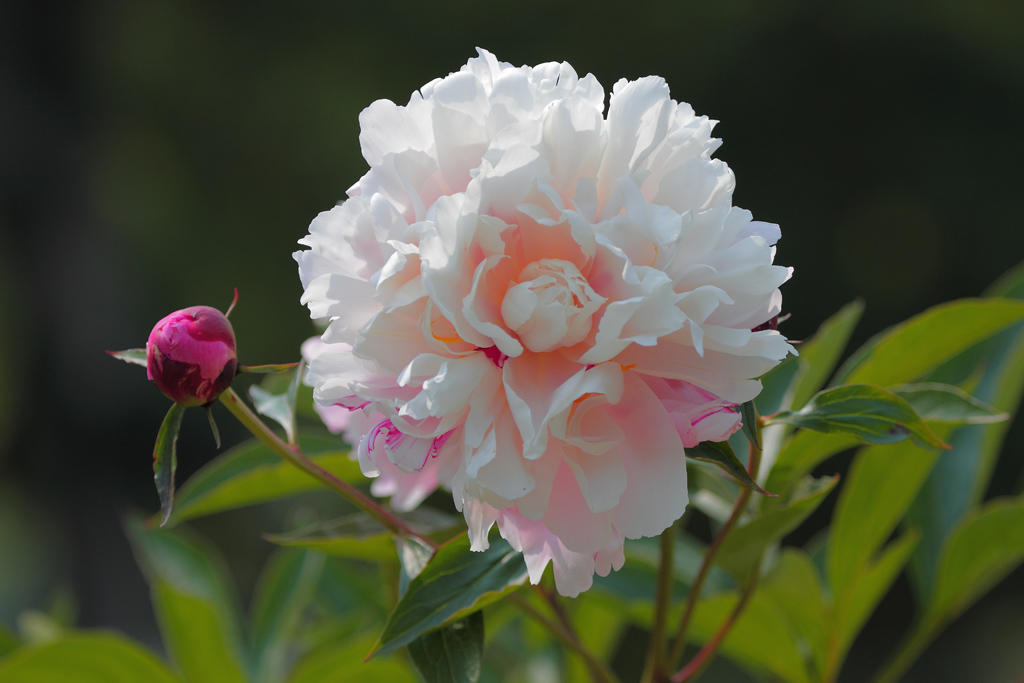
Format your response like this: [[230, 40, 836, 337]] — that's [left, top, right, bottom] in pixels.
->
[[1, 1, 1023, 680]]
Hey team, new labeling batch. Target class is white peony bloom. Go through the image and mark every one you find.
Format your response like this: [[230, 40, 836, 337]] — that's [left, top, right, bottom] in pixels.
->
[[296, 49, 793, 597]]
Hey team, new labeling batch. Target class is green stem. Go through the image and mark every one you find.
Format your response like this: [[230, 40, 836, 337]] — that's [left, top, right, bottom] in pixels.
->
[[217, 388, 437, 549], [668, 439, 763, 668], [642, 523, 676, 683], [510, 593, 620, 683]]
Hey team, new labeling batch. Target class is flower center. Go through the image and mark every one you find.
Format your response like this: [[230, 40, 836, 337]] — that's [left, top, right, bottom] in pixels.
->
[[500, 259, 606, 353]]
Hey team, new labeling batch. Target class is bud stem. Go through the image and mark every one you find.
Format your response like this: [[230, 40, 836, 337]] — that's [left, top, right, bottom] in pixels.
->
[[217, 388, 438, 548]]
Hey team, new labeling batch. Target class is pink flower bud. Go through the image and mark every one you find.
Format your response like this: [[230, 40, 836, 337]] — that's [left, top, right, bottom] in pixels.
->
[[146, 306, 237, 407]]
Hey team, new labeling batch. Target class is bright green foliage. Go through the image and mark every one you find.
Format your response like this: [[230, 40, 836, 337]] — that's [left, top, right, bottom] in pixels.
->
[[0, 624, 18, 658], [164, 434, 359, 526], [766, 430, 859, 493], [371, 534, 528, 658], [690, 591, 813, 683], [834, 298, 1024, 387], [892, 383, 1008, 424], [126, 520, 248, 683], [407, 610, 484, 683], [758, 550, 828, 678], [787, 300, 865, 411], [768, 384, 949, 451], [827, 434, 947, 594], [153, 402, 186, 526], [0, 633, 180, 683], [249, 549, 325, 683], [288, 635, 418, 683], [716, 475, 837, 582]]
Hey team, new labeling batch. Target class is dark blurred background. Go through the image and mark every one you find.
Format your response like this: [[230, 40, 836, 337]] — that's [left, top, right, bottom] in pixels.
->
[[1, 1, 1023, 680]]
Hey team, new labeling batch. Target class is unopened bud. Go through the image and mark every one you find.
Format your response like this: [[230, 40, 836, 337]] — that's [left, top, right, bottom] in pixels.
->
[[147, 306, 237, 407]]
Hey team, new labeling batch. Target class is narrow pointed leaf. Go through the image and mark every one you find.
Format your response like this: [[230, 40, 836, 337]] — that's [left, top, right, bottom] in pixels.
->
[[739, 401, 760, 450], [788, 300, 864, 411], [106, 348, 148, 367], [0, 633, 180, 683], [407, 611, 484, 683], [686, 439, 774, 496], [126, 520, 247, 683], [834, 298, 1024, 387], [891, 383, 1008, 424], [249, 549, 325, 683], [287, 634, 417, 683], [716, 475, 838, 581], [249, 363, 302, 445], [206, 407, 222, 449], [161, 434, 359, 526], [238, 363, 301, 374], [767, 384, 949, 451], [370, 533, 528, 658], [154, 403, 186, 527]]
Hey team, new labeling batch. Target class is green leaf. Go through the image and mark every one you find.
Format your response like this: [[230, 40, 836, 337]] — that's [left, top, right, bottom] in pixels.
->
[[288, 634, 418, 683], [126, 520, 247, 683], [907, 264, 1024, 597], [926, 497, 1024, 629], [370, 533, 528, 658], [686, 440, 774, 496], [826, 529, 920, 679], [788, 300, 865, 411], [689, 592, 812, 683], [407, 610, 484, 683], [716, 475, 838, 581], [739, 401, 760, 449], [767, 384, 949, 451], [827, 432, 947, 595], [758, 549, 828, 675], [249, 549, 325, 683], [154, 402, 186, 527], [891, 383, 1008, 424], [163, 434, 360, 526], [106, 348, 148, 367], [266, 509, 460, 563], [834, 298, 1024, 387], [765, 431, 859, 493], [239, 362, 302, 374], [0, 632, 180, 683], [250, 363, 302, 445], [397, 535, 437, 600]]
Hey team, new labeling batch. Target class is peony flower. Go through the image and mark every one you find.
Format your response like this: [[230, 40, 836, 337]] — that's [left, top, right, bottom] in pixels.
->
[[296, 49, 793, 596], [147, 306, 237, 407]]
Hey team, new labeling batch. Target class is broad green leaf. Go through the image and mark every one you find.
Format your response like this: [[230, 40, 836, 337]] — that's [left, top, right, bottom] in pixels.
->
[[106, 348, 148, 367], [766, 430, 859, 493], [689, 592, 812, 683], [288, 634, 418, 683], [126, 521, 247, 683], [407, 610, 483, 683], [564, 598, 625, 683], [0, 632, 180, 683], [266, 509, 460, 563], [250, 363, 302, 445], [686, 440, 774, 496], [758, 550, 827, 675], [834, 298, 1024, 387], [154, 402, 186, 527], [907, 263, 1024, 597], [926, 497, 1024, 628], [826, 530, 920, 680], [767, 384, 948, 451], [397, 535, 437, 599], [827, 432, 946, 595], [370, 533, 528, 658], [163, 434, 360, 526], [788, 300, 864, 411], [891, 383, 1008, 424], [249, 549, 325, 683], [716, 475, 838, 581]]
